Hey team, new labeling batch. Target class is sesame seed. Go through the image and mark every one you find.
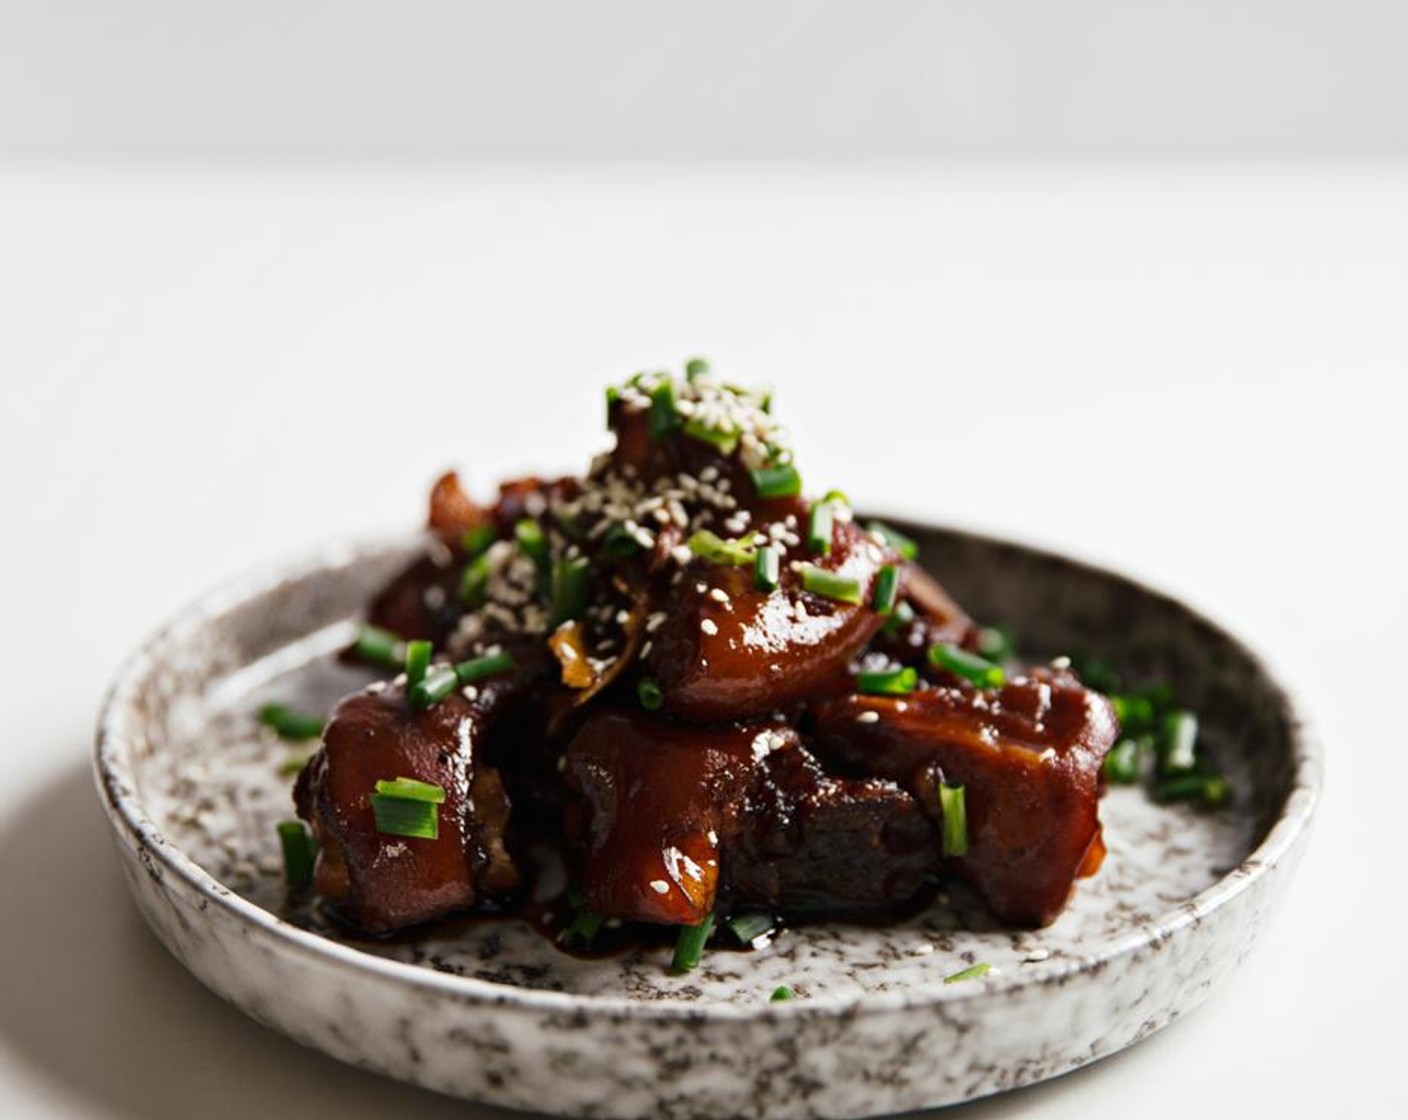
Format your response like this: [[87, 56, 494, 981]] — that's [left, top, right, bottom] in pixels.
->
[[701, 619, 719, 636], [649, 879, 670, 894], [857, 710, 880, 724]]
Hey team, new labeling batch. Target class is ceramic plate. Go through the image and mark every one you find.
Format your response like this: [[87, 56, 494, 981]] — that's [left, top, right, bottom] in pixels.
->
[[94, 522, 1318, 1119]]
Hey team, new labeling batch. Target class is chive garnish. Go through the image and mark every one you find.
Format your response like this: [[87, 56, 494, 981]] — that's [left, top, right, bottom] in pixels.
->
[[258, 703, 326, 742], [408, 665, 459, 710], [769, 985, 795, 1002], [374, 777, 447, 803], [726, 912, 775, 945], [550, 556, 592, 626], [857, 666, 917, 696], [939, 783, 969, 857], [684, 357, 710, 381], [460, 552, 493, 606], [455, 649, 516, 684], [928, 643, 1005, 689], [564, 906, 605, 948], [798, 564, 863, 604], [1160, 710, 1199, 775], [943, 962, 992, 985], [278, 753, 313, 777], [605, 385, 620, 426], [749, 463, 802, 499], [649, 378, 678, 439], [637, 678, 665, 711], [460, 523, 496, 557], [880, 599, 915, 637], [354, 624, 405, 669], [369, 790, 440, 840], [1103, 739, 1141, 784], [277, 820, 316, 891], [687, 529, 755, 566], [865, 520, 919, 562], [1153, 773, 1231, 807], [670, 914, 716, 974], [976, 625, 1015, 664], [754, 545, 781, 592], [601, 523, 643, 560], [806, 500, 834, 555], [872, 564, 899, 614], [515, 518, 549, 571], [682, 417, 740, 455], [404, 640, 432, 689]]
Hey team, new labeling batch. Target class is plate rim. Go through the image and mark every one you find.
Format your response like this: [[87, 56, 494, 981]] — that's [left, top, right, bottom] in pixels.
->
[[93, 520, 1322, 1022]]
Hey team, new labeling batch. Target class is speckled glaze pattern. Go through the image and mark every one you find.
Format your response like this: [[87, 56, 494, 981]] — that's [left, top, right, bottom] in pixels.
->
[[94, 524, 1320, 1119]]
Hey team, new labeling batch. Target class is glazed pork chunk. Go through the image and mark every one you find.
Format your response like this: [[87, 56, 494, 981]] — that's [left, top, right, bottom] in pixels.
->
[[294, 671, 522, 935], [563, 709, 937, 926], [812, 668, 1118, 927]]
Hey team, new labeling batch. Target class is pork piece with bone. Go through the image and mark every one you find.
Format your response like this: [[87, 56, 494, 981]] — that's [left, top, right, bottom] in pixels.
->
[[562, 708, 938, 926], [811, 667, 1118, 927]]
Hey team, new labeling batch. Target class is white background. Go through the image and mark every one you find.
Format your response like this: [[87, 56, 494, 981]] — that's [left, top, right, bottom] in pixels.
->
[[1, 5, 1405, 1119]]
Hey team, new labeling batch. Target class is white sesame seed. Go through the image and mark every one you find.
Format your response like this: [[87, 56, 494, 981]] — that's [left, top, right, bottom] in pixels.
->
[[649, 879, 670, 894], [857, 710, 880, 724], [701, 619, 719, 636]]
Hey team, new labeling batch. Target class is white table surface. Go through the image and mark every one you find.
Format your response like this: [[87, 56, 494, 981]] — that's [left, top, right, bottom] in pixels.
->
[[0, 156, 1402, 1118]]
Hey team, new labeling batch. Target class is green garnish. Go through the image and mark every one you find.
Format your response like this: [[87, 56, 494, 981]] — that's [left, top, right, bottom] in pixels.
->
[[601, 523, 644, 560], [258, 703, 325, 742], [684, 357, 710, 381], [865, 520, 919, 561], [928, 643, 1005, 689], [370, 792, 440, 840], [1112, 693, 1156, 733], [857, 666, 917, 696], [749, 463, 802, 499], [353, 624, 405, 669], [683, 417, 740, 455], [637, 678, 665, 711], [550, 556, 592, 626], [1154, 773, 1231, 807], [769, 985, 795, 1002], [459, 552, 492, 606], [276, 820, 316, 891], [1103, 739, 1141, 784], [976, 625, 1015, 664], [687, 529, 755, 566], [754, 545, 781, 592], [726, 912, 776, 945], [880, 599, 915, 637], [650, 378, 679, 439], [373, 777, 447, 803], [408, 665, 459, 710], [515, 518, 549, 576], [943, 962, 992, 985], [404, 640, 432, 689], [939, 783, 969, 857], [1160, 710, 1199, 775], [798, 564, 863, 604], [806, 500, 834, 555], [670, 914, 716, 974], [278, 753, 313, 777], [1070, 652, 1122, 694], [872, 565, 899, 614], [460, 523, 496, 557], [563, 906, 605, 948], [605, 385, 620, 426], [455, 649, 516, 684]]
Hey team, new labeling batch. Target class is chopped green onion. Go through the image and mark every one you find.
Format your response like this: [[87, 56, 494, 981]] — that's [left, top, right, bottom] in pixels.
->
[[649, 378, 678, 439], [769, 985, 795, 1002], [943, 962, 992, 985], [637, 678, 665, 711], [1104, 739, 1141, 784], [872, 565, 899, 614], [682, 416, 740, 455], [601, 523, 643, 560], [798, 564, 863, 604], [563, 906, 604, 947], [408, 665, 459, 710], [806, 500, 834, 555], [550, 556, 592, 626], [605, 385, 620, 426], [370, 792, 439, 840], [1070, 653, 1122, 694], [404, 640, 432, 689], [1160, 710, 1199, 775], [684, 357, 710, 381], [278, 753, 313, 777], [939, 783, 969, 857], [754, 545, 781, 592], [670, 913, 715, 974], [459, 552, 492, 606], [857, 666, 917, 696], [455, 649, 516, 684], [354, 624, 405, 669], [1154, 773, 1231, 807], [928, 643, 1005, 689], [749, 463, 802, 499], [277, 820, 316, 891], [976, 625, 1016, 664], [460, 523, 496, 557], [687, 529, 755, 566], [726, 912, 776, 945], [821, 489, 850, 507], [515, 518, 549, 572], [374, 777, 447, 803], [258, 703, 326, 742], [866, 520, 919, 562], [880, 599, 915, 637], [1112, 693, 1156, 734]]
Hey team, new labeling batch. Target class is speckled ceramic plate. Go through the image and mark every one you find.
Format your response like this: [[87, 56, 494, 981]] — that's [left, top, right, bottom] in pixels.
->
[[94, 523, 1318, 1120]]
